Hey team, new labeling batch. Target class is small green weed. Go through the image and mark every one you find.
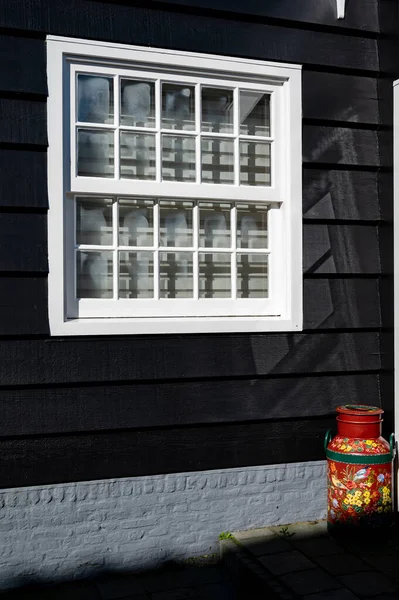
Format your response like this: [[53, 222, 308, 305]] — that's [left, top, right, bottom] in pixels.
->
[[279, 525, 295, 538], [218, 531, 233, 540]]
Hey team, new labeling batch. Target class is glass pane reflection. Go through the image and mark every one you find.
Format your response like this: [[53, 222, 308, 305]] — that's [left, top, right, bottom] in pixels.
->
[[120, 80, 155, 128], [237, 204, 268, 249], [119, 200, 154, 246], [160, 252, 193, 298], [77, 129, 114, 178], [78, 75, 113, 124], [199, 253, 231, 298], [237, 253, 268, 298], [201, 87, 233, 133], [240, 91, 270, 136], [162, 84, 195, 131], [76, 198, 113, 246], [160, 201, 193, 247], [120, 132, 156, 180], [77, 251, 113, 298], [119, 251, 154, 298]]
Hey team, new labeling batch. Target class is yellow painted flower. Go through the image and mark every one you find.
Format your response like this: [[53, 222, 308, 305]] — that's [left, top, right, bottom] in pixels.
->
[[377, 507, 383, 513], [344, 496, 350, 504], [364, 498, 370, 505], [354, 491, 361, 498], [384, 506, 391, 513], [339, 444, 346, 450], [365, 440, 373, 445], [356, 500, 362, 507], [372, 443, 377, 448], [364, 491, 371, 498], [383, 486, 389, 493]]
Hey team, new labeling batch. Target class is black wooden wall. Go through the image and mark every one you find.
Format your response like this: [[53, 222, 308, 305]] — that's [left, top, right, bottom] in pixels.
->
[[0, 0, 396, 488]]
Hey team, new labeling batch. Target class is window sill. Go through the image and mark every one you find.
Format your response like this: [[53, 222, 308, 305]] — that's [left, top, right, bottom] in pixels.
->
[[49, 315, 303, 336]]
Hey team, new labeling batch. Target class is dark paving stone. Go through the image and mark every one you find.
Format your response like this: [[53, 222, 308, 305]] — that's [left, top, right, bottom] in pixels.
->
[[49, 582, 101, 600], [314, 553, 372, 576], [242, 536, 292, 557], [139, 566, 225, 593], [259, 550, 317, 575], [96, 575, 146, 599], [151, 589, 200, 600], [304, 590, 360, 599], [359, 553, 399, 578], [338, 572, 397, 596], [292, 538, 344, 558], [282, 568, 342, 596], [196, 582, 237, 599]]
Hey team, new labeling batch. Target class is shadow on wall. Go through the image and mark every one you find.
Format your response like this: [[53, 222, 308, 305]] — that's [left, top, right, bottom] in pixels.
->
[[0, 559, 238, 600]]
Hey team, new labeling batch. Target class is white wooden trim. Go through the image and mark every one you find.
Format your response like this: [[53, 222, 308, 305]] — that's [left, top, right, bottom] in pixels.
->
[[336, 0, 345, 19], [47, 36, 302, 336]]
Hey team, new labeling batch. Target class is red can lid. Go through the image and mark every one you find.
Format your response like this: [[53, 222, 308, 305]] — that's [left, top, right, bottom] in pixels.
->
[[336, 404, 383, 416]]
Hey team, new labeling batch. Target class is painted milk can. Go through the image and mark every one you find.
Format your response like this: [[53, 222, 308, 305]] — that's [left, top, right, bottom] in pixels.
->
[[325, 405, 395, 531]]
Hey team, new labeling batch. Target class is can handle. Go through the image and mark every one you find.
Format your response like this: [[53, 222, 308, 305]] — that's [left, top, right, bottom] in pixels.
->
[[390, 433, 396, 459], [324, 430, 332, 452]]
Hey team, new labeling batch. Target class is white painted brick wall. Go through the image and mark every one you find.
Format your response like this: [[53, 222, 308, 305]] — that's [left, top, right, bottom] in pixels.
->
[[0, 461, 327, 589]]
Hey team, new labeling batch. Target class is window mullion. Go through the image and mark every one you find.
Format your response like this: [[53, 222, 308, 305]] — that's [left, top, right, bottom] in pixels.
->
[[195, 84, 201, 184], [231, 203, 237, 300], [114, 76, 120, 181], [155, 79, 162, 182], [112, 199, 119, 300], [154, 199, 160, 299], [193, 201, 199, 300], [233, 87, 240, 187]]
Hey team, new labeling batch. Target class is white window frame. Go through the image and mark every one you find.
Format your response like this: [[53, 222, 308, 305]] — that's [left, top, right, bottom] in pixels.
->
[[47, 35, 302, 336]]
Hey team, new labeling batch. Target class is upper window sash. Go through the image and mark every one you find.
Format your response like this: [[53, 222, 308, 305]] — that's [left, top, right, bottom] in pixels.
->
[[67, 62, 283, 203]]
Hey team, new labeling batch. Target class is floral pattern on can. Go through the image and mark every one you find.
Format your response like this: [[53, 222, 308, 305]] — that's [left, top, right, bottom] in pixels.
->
[[329, 436, 389, 455], [328, 460, 392, 527]]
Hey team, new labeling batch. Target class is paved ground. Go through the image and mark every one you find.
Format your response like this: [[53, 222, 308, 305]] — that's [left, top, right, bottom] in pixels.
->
[[221, 520, 399, 599], [0, 563, 237, 600]]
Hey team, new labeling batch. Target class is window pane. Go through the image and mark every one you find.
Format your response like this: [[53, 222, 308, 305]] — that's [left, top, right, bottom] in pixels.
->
[[240, 91, 270, 136], [199, 253, 231, 298], [237, 253, 268, 298], [240, 141, 271, 186], [120, 132, 156, 180], [77, 129, 114, 177], [199, 202, 231, 248], [160, 201, 193, 247], [76, 251, 113, 298], [76, 198, 113, 246], [237, 204, 268, 249], [77, 75, 113, 124], [119, 199, 154, 246], [120, 80, 155, 128], [162, 135, 196, 182], [119, 251, 154, 298], [201, 138, 234, 184], [201, 88, 233, 133], [162, 84, 195, 131], [160, 252, 193, 298]]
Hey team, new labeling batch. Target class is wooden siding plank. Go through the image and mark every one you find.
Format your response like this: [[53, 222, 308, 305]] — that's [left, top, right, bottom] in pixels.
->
[[303, 224, 380, 274], [0, 417, 337, 488], [0, 277, 48, 335], [0, 150, 47, 209], [303, 169, 380, 221], [0, 214, 47, 272], [303, 71, 379, 125], [0, 332, 381, 386], [0, 374, 379, 437], [0, 99, 47, 146], [303, 278, 381, 329], [0, 1, 379, 73], [303, 127, 391, 168], [0, 36, 46, 96], [150, 0, 381, 33]]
